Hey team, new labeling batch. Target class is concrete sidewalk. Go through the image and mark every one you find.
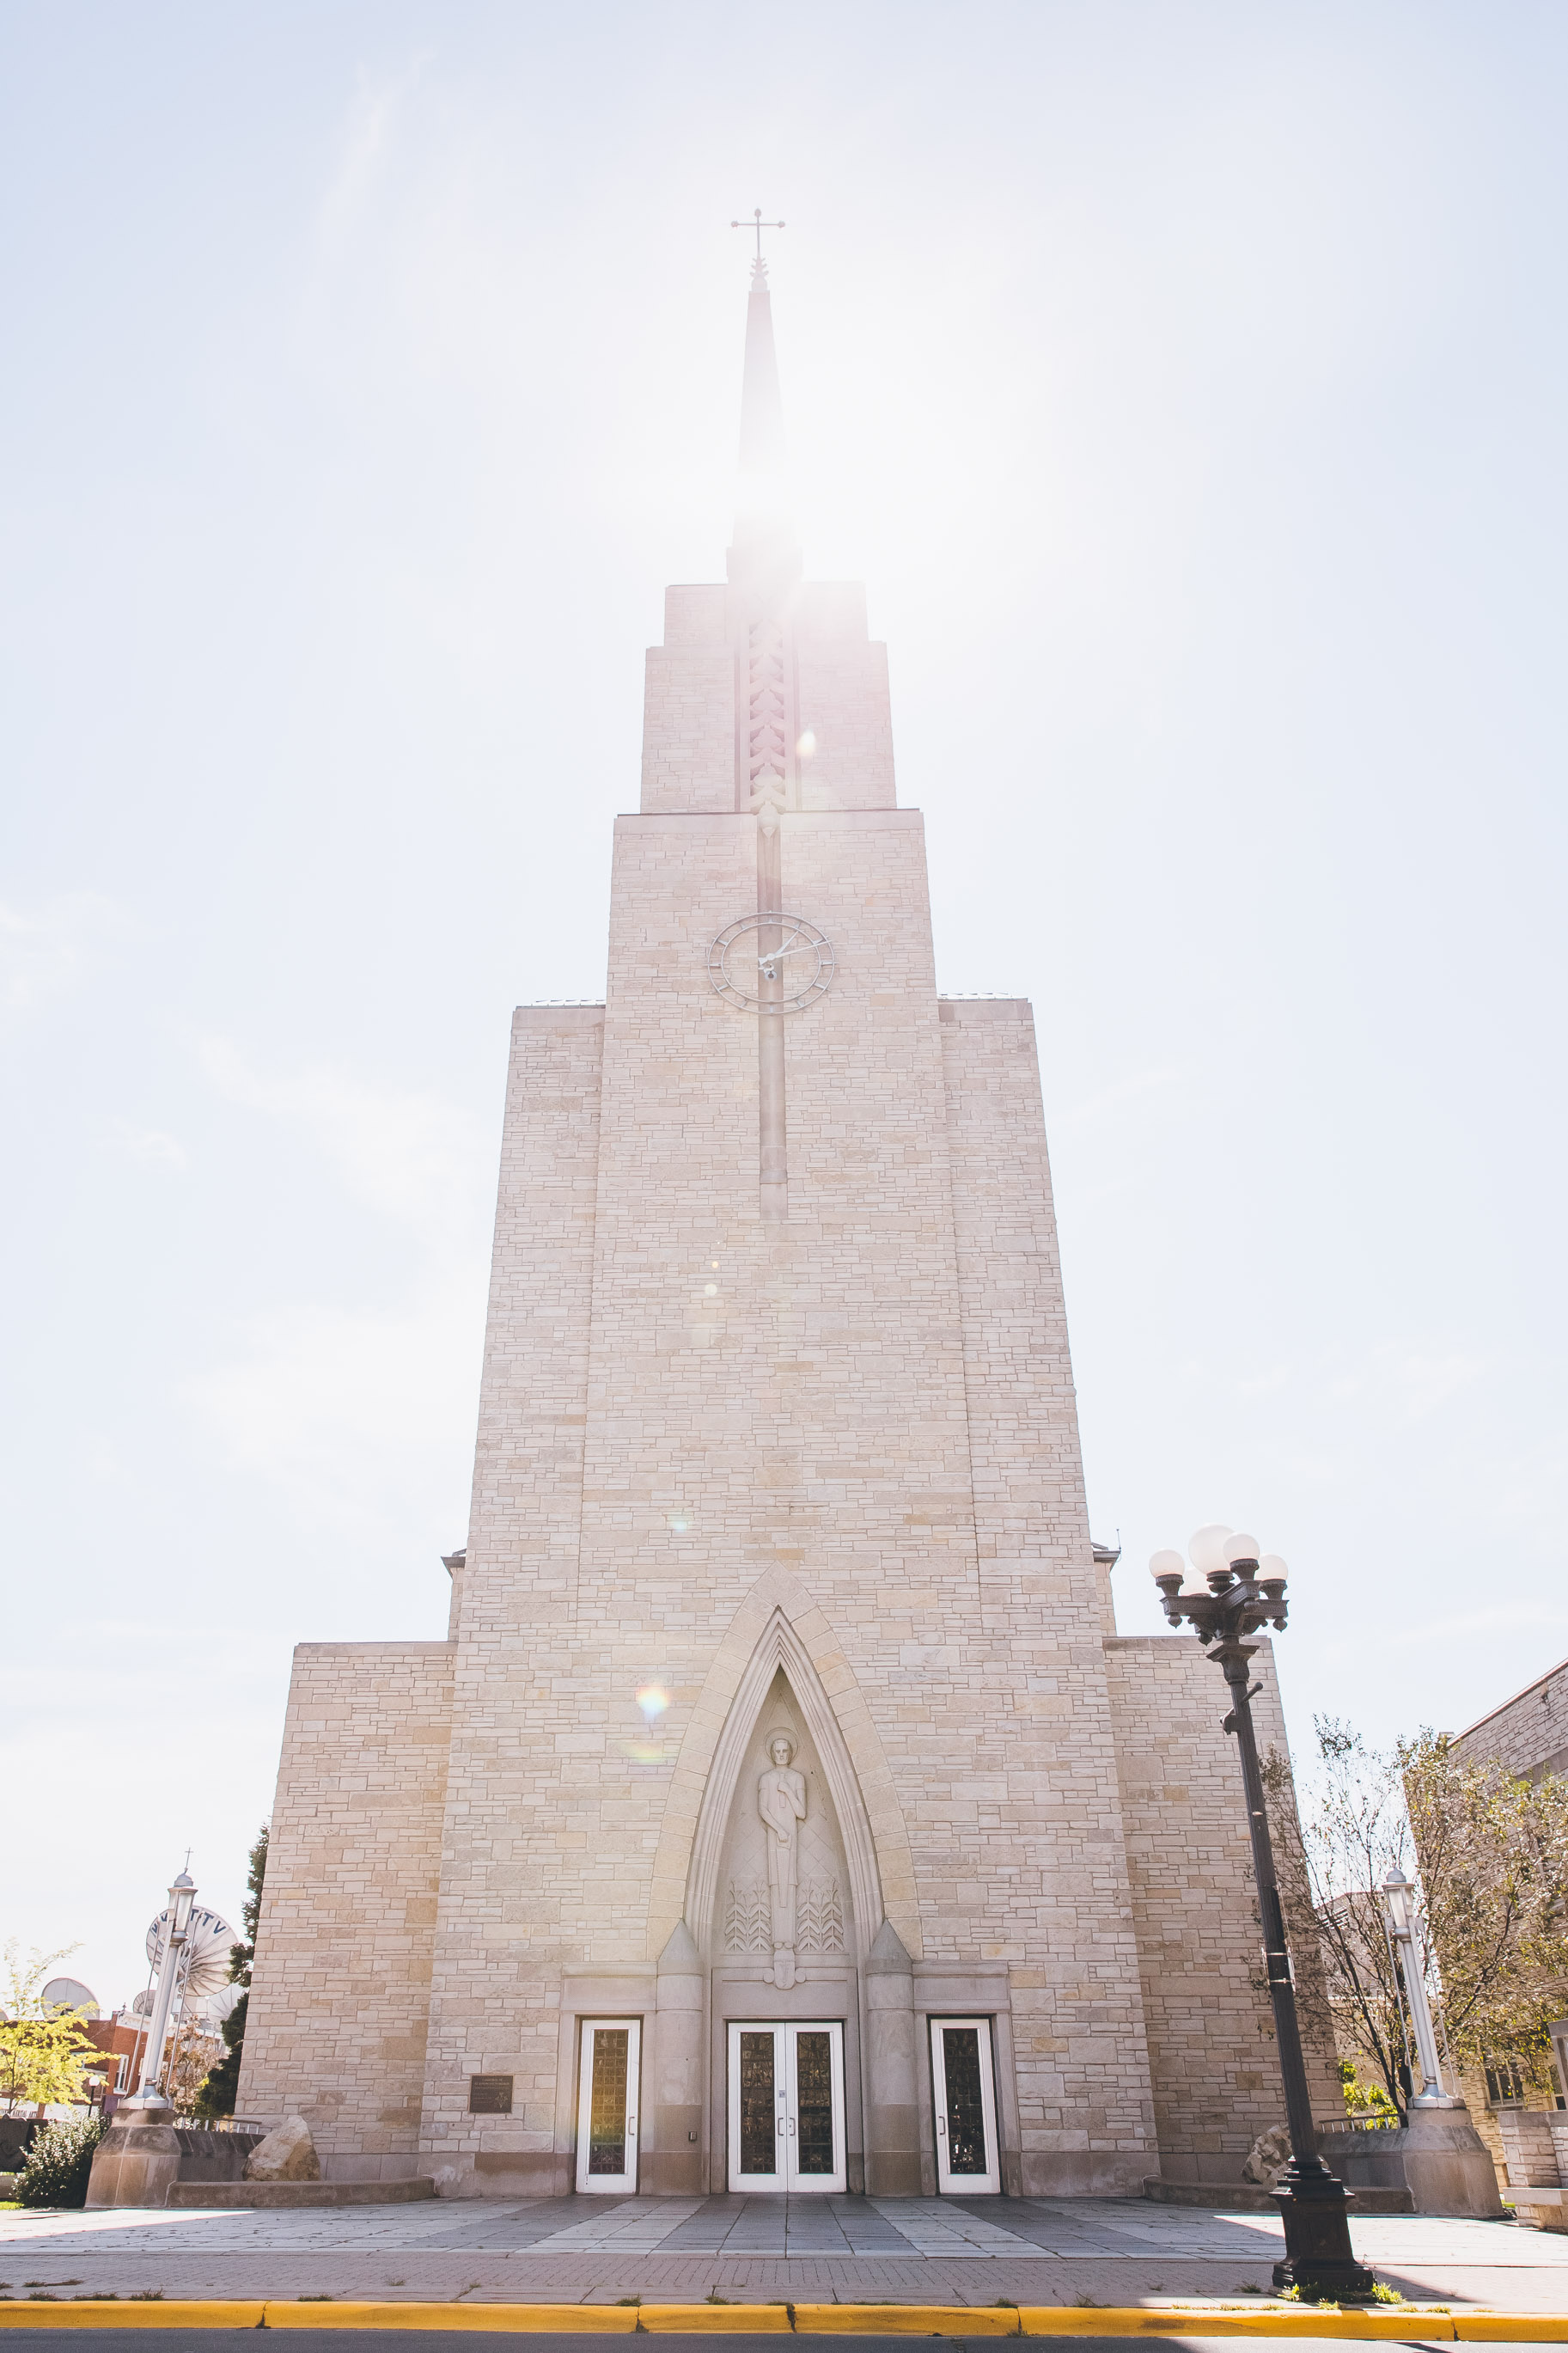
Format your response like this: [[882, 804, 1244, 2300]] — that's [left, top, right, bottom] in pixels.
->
[[3, 2197, 1567, 2314]]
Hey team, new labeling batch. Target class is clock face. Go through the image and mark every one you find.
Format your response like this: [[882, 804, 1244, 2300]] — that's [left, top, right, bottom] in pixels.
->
[[708, 914, 834, 1011]]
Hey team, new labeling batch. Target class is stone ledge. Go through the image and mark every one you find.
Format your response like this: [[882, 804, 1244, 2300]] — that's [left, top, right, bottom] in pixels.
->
[[1143, 2176, 1414, 2215], [164, 2176, 436, 2208]]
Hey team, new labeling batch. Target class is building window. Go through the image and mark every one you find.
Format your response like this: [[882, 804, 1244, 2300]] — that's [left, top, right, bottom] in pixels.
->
[[467, 2074, 514, 2114], [1484, 2058, 1526, 2107], [114, 2056, 129, 2092]]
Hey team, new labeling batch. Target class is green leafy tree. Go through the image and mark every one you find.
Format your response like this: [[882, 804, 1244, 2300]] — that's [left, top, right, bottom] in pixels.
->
[[194, 1824, 267, 2119], [1267, 1718, 1568, 2120], [16, 2116, 104, 2208], [1339, 2056, 1398, 2121], [229, 1823, 268, 1989], [0, 1946, 102, 2118], [1403, 1730, 1568, 2093]]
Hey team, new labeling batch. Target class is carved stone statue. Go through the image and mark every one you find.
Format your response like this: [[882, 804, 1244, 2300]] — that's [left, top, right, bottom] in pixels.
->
[[757, 1732, 807, 1989]]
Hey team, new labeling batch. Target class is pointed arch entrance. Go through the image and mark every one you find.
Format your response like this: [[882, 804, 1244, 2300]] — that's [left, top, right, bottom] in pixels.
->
[[685, 1605, 887, 1964], [632, 1584, 931, 2195]]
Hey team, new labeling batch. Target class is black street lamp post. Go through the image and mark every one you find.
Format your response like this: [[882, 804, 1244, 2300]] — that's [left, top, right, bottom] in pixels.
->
[[1150, 1526, 1376, 2301]]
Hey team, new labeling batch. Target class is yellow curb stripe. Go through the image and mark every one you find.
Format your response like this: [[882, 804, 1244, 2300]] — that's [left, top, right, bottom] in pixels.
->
[[1455, 2326, 1568, 2344], [0, 2307, 266, 2329], [638, 2312, 791, 2334], [795, 2312, 1021, 2336], [264, 2308, 641, 2332], [1018, 2317, 1455, 2341], [0, 2300, 1564, 2339]]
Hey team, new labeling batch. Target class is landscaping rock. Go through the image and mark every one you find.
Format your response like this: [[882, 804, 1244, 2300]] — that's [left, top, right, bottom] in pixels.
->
[[1242, 2123, 1292, 2185], [242, 2115, 321, 2182]]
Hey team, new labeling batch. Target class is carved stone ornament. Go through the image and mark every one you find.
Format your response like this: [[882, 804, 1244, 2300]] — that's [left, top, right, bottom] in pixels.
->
[[758, 1732, 808, 1988]]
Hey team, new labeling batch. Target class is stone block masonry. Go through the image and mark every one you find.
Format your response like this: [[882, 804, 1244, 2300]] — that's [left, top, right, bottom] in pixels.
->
[[237, 1642, 453, 2179], [1106, 1635, 1341, 2185]]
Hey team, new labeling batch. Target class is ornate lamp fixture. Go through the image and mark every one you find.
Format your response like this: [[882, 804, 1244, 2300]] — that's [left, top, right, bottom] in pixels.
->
[[1150, 1528, 1376, 2300], [127, 1869, 198, 2115]]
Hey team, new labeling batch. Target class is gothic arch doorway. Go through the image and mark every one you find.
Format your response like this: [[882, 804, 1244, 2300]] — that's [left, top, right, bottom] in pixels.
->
[[679, 1612, 888, 2192], [684, 1606, 886, 1963]]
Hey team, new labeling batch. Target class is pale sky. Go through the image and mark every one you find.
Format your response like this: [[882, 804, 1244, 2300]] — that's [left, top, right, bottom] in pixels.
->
[[4, 0, 1565, 2008]]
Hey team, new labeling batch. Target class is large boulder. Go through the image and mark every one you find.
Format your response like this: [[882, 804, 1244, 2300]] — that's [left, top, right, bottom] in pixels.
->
[[242, 2115, 321, 2183], [1242, 2123, 1293, 2185]]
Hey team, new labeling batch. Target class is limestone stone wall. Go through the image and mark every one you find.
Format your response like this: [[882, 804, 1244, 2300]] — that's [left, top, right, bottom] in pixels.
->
[[640, 645, 734, 815], [420, 1003, 607, 2192], [238, 1641, 452, 2179], [940, 996, 1157, 2193], [794, 582, 895, 811], [1105, 1634, 1340, 2183], [412, 762, 1162, 2193]]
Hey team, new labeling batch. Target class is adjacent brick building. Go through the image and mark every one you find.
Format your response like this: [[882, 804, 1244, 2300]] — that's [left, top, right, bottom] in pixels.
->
[[240, 260, 1336, 2198]]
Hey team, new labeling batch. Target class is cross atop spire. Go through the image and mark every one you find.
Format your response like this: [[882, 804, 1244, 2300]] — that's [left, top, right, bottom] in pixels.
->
[[731, 207, 784, 266]]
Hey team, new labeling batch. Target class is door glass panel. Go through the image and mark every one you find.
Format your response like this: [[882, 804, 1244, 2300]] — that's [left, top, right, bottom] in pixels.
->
[[794, 2029, 834, 2176], [940, 2025, 989, 2174], [587, 2028, 629, 2175], [739, 2030, 778, 2175]]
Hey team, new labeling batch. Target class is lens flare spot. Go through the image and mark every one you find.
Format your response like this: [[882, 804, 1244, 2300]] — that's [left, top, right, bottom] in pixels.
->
[[705, 1282, 718, 1296], [637, 1684, 670, 1726], [796, 730, 816, 759]]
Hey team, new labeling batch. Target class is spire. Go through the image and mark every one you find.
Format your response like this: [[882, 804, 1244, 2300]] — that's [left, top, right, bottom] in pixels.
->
[[739, 258, 787, 481], [729, 258, 799, 592]]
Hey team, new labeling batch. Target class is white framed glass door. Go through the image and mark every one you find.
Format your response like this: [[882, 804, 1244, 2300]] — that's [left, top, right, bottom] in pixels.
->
[[576, 2017, 640, 2194], [930, 2016, 1000, 2194], [727, 2020, 846, 2192]]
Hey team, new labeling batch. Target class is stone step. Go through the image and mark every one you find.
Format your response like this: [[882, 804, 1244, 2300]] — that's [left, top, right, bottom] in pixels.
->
[[165, 2176, 436, 2209]]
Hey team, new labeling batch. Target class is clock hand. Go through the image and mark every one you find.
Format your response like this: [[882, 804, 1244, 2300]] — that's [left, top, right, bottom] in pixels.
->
[[741, 944, 812, 972]]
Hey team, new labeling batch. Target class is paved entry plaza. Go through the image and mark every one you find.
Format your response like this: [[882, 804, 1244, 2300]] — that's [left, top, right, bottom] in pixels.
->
[[3, 2197, 1567, 2313]]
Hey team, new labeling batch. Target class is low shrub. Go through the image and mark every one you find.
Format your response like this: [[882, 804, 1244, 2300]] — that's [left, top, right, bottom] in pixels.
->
[[17, 2118, 105, 2209]]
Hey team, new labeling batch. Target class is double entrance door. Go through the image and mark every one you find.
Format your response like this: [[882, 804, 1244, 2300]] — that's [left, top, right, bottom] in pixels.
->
[[728, 2020, 846, 2192]]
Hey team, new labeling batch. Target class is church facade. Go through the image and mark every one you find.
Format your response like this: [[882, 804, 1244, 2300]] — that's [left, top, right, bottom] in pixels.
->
[[239, 264, 1336, 2200]]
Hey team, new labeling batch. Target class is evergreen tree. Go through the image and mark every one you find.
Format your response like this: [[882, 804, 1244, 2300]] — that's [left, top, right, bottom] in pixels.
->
[[194, 1825, 267, 2119]]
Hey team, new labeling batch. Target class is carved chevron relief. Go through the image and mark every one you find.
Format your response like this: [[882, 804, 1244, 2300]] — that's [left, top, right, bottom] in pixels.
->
[[747, 620, 789, 812], [725, 1875, 844, 1955]]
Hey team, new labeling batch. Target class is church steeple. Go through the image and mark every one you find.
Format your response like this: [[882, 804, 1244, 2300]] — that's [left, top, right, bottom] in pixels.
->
[[729, 257, 799, 592]]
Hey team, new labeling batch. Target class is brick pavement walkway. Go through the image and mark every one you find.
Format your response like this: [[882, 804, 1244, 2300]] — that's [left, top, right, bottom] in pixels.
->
[[3, 2197, 1566, 2312]]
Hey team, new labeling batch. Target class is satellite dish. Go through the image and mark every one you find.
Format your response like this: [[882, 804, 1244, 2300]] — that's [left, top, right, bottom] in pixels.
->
[[40, 1977, 99, 2017], [145, 1903, 237, 2003], [131, 1989, 156, 2017]]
